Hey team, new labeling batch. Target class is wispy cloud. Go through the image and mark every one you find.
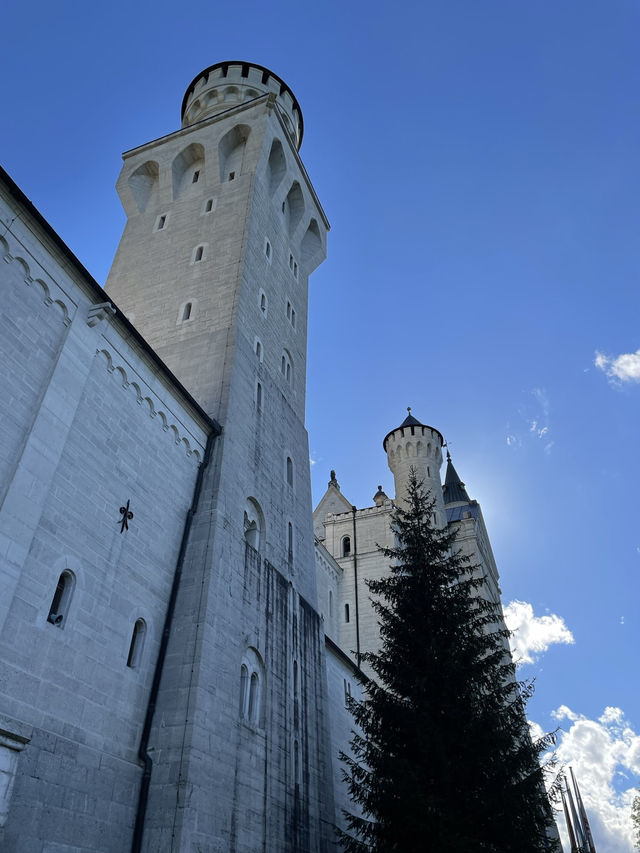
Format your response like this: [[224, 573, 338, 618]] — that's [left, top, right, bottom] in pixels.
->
[[546, 705, 640, 853], [595, 348, 640, 384], [503, 600, 574, 665], [506, 388, 553, 453]]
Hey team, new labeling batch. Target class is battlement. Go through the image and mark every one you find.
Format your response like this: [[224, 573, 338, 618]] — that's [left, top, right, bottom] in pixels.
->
[[181, 61, 303, 149]]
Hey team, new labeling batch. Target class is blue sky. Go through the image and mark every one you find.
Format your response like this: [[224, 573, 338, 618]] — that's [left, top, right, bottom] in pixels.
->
[[3, 2, 639, 848]]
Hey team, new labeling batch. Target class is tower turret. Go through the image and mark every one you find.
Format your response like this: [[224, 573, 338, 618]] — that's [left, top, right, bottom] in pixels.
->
[[182, 61, 303, 148], [383, 408, 447, 524]]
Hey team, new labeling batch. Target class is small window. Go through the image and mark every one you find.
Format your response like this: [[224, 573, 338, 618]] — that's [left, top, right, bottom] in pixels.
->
[[427, 466, 431, 477], [256, 381, 262, 410], [288, 522, 294, 562], [286, 301, 296, 328], [286, 457, 294, 487], [255, 339, 262, 361], [344, 603, 350, 623], [343, 679, 351, 705], [47, 570, 75, 628], [265, 240, 272, 260], [127, 619, 147, 668], [156, 215, 166, 230], [249, 673, 259, 721], [228, 171, 235, 181], [204, 198, 214, 213], [289, 253, 294, 270], [293, 262, 298, 279], [342, 536, 351, 558], [239, 665, 249, 717], [291, 308, 296, 328], [259, 291, 268, 315], [281, 351, 292, 385], [194, 246, 204, 262], [192, 170, 200, 183], [282, 201, 286, 213], [183, 302, 192, 321]]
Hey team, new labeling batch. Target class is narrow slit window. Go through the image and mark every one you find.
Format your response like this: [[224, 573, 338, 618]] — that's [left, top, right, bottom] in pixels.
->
[[342, 536, 351, 557], [260, 292, 267, 314], [47, 570, 75, 628], [194, 246, 204, 262], [204, 198, 213, 212], [293, 262, 298, 279], [249, 672, 259, 722], [286, 457, 293, 487], [329, 590, 333, 617], [256, 382, 262, 410], [288, 522, 293, 561], [291, 308, 296, 328], [183, 302, 192, 321], [126, 619, 146, 668], [192, 170, 200, 183], [157, 215, 166, 230], [255, 339, 262, 360], [228, 171, 235, 181], [344, 603, 350, 623], [265, 240, 271, 259], [239, 665, 249, 717]]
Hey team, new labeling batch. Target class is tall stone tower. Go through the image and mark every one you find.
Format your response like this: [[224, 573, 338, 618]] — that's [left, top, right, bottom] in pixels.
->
[[106, 62, 334, 852]]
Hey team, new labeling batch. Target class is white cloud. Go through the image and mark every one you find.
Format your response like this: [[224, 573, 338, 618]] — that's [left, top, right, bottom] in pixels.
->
[[507, 388, 553, 451], [546, 705, 640, 853], [503, 600, 574, 665], [595, 348, 640, 383]]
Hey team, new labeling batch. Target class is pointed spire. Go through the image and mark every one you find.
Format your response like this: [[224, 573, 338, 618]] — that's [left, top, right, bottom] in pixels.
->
[[442, 449, 471, 505], [400, 405, 422, 428]]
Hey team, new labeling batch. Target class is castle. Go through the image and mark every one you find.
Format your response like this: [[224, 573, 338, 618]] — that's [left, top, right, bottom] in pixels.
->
[[0, 61, 509, 852]]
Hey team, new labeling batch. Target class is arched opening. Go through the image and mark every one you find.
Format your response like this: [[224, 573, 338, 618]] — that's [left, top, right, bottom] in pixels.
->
[[342, 536, 351, 558], [244, 497, 265, 552], [267, 138, 286, 196], [128, 161, 159, 213], [248, 672, 259, 721], [239, 664, 249, 717], [283, 181, 304, 236], [172, 143, 205, 200], [218, 124, 250, 183], [344, 603, 350, 623], [127, 619, 147, 668], [47, 570, 75, 628]]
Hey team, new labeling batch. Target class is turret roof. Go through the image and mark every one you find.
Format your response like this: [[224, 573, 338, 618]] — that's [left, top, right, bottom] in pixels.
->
[[442, 451, 471, 505], [382, 408, 444, 451]]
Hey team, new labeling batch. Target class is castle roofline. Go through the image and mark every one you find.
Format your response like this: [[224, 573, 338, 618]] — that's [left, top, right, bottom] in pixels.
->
[[382, 410, 444, 452], [181, 61, 304, 147], [0, 165, 220, 438]]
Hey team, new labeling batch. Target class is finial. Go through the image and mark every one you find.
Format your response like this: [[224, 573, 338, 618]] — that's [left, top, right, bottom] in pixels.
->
[[407, 406, 411, 414], [329, 469, 340, 491]]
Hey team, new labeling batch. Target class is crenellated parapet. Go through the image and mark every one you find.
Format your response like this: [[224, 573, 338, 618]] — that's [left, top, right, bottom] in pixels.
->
[[181, 61, 303, 149]]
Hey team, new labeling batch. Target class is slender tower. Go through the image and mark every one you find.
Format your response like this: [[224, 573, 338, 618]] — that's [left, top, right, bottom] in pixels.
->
[[383, 408, 447, 525], [106, 62, 333, 852]]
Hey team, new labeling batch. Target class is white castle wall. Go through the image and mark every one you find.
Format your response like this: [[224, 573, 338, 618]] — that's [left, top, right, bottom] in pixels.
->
[[0, 176, 212, 852]]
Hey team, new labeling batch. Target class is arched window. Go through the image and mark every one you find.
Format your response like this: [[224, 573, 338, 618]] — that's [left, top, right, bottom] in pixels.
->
[[281, 350, 293, 386], [127, 619, 147, 668], [286, 457, 294, 487], [239, 648, 264, 725], [248, 672, 259, 721], [239, 664, 249, 717], [344, 603, 350, 623], [47, 570, 75, 628], [244, 497, 265, 551], [342, 536, 351, 557]]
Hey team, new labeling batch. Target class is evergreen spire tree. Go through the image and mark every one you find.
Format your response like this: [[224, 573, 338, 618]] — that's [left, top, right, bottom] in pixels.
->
[[339, 471, 558, 853]]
